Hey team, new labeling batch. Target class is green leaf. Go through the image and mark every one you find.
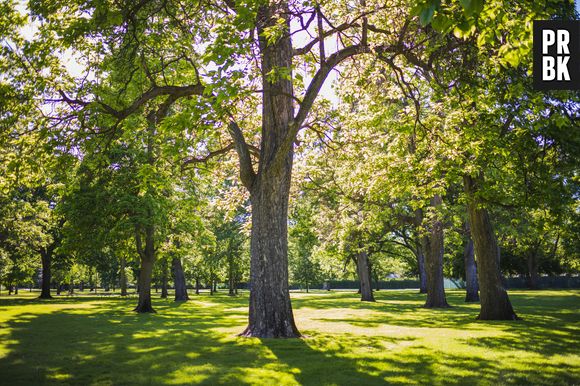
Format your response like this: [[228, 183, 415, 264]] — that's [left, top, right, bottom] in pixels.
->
[[431, 14, 453, 34], [459, 0, 484, 16], [418, 0, 441, 26]]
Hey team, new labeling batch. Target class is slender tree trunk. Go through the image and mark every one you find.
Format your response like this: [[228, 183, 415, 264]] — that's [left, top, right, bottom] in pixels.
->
[[423, 195, 449, 308], [356, 251, 375, 302], [160, 258, 168, 299], [417, 250, 428, 294], [14, 286, 18, 295], [195, 277, 200, 295], [464, 175, 518, 320], [172, 258, 189, 301], [463, 227, 480, 302], [414, 209, 427, 294], [526, 251, 540, 289], [228, 256, 236, 296], [120, 256, 127, 296], [134, 226, 156, 313], [80, 281, 84, 292], [39, 250, 52, 299]]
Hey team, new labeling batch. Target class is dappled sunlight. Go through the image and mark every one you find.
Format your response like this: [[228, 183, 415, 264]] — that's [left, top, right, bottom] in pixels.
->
[[0, 290, 578, 385]]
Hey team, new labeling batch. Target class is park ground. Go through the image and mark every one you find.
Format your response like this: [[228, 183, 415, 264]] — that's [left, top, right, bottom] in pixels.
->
[[0, 289, 578, 385]]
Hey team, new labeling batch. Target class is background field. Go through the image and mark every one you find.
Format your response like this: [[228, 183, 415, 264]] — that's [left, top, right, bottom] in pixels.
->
[[0, 290, 578, 385]]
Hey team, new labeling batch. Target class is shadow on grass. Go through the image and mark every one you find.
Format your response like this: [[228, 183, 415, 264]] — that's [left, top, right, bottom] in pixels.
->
[[0, 290, 578, 385]]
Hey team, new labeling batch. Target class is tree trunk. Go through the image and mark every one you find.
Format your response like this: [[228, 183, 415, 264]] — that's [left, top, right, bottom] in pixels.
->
[[242, 170, 300, 337], [240, 3, 300, 339], [356, 251, 375, 302], [39, 250, 52, 299], [134, 226, 156, 313], [160, 258, 168, 299], [413, 209, 428, 294], [228, 256, 236, 296], [195, 277, 200, 295], [56, 283, 61, 295], [172, 257, 189, 301], [464, 175, 518, 320], [463, 227, 480, 302], [120, 256, 127, 296], [417, 248, 428, 294], [14, 286, 18, 295], [423, 195, 449, 308], [526, 251, 540, 289]]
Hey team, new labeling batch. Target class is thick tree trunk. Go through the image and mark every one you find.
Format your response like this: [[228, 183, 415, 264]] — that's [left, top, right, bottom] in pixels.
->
[[134, 226, 156, 313], [172, 257, 189, 301], [120, 256, 128, 296], [464, 175, 518, 320], [240, 3, 299, 338], [160, 258, 168, 299], [39, 250, 52, 299], [463, 229, 480, 302], [241, 170, 299, 337], [356, 251, 375, 302], [423, 195, 449, 308], [417, 249, 428, 294]]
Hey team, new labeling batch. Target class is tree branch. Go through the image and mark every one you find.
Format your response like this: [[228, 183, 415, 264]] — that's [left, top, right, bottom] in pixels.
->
[[227, 121, 256, 189]]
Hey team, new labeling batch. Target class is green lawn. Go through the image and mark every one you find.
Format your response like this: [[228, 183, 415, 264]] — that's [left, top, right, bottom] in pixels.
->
[[0, 290, 578, 385]]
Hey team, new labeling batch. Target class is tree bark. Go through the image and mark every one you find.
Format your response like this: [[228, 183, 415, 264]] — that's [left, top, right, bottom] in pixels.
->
[[417, 248, 428, 294], [463, 227, 480, 302], [172, 257, 189, 301], [228, 255, 236, 296], [356, 251, 375, 302], [423, 195, 449, 308], [39, 249, 52, 299], [134, 226, 156, 313], [195, 277, 200, 295], [413, 209, 428, 294], [526, 249, 540, 289], [160, 258, 168, 299], [464, 175, 518, 320], [120, 256, 127, 296], [240, 3, 299, 338]]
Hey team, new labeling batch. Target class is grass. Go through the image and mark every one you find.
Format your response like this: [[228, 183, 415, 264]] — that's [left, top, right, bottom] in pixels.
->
[[0, 289, 578, 386]]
